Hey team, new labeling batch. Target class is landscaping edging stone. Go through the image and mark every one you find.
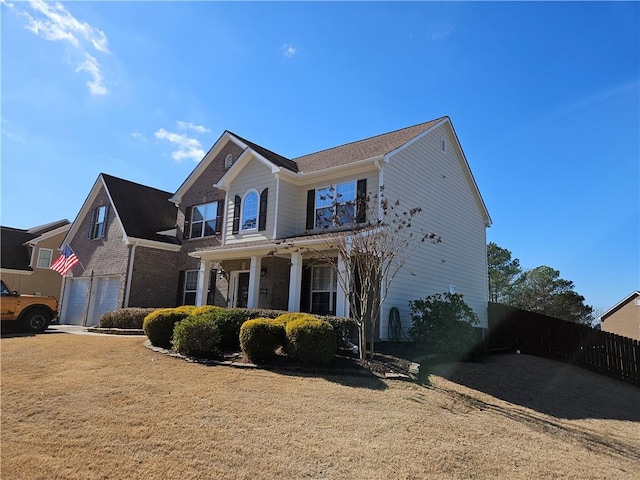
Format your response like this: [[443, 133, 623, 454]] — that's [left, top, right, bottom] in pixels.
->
[[143, 340, 416, 380], [86, 327, 145, 335]]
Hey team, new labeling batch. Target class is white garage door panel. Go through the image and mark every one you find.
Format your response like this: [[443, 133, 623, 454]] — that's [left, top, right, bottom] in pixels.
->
[[62, 278, 90, 325], [87, 277, 120, 326]]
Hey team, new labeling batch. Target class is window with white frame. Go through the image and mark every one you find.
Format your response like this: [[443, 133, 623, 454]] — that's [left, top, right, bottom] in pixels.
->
[[441, 137, 447, 153], [315, 181, 356, 228], [183, 270, 199, 305], [241, 190, 258, 231], [310, 265, 337, 315], [89, 205, 109, 239], [191, 202, 218, 238], [36, 248, 53, 268]]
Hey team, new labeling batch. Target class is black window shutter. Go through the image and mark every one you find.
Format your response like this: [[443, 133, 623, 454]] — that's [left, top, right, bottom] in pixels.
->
[[88, 208, 96, 238], [300, 265, 311, 312], [356, 179, 367, 223], [215, 201, 223, 234], [103, 205, 110, 235], [183, 206, 192, 239], [207, 269, 217, 305], [258, 188, 268, 231], [176, 271, 186, 306], [305, 189, 315, 230], [232, 195, 241, 234]]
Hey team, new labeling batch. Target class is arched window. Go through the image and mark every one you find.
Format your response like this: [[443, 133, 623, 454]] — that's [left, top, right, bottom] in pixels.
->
[[241, 190, 259, 231]]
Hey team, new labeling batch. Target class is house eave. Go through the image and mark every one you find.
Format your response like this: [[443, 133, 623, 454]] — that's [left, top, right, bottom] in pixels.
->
[[125, 237, 182, 252], [0, 268, 34, 276]]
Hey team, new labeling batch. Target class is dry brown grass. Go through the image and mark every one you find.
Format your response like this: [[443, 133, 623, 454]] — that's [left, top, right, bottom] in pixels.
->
[[2, 331, 639, 480]]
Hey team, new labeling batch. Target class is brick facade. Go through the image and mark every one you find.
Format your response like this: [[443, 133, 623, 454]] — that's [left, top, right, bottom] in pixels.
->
[[128, 247, 180, 308]]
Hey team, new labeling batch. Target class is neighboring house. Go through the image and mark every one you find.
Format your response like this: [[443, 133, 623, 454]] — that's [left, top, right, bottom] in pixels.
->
[[59, 116, 492, 337], [0, 220, 70, 300], [58, 174, 181, 326], [599, 291, 640, 340], [174, 115, 492, 336]]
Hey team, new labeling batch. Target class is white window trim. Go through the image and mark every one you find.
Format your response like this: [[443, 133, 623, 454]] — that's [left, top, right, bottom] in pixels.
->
[[183, 270, 199, 305], [440, 136, 447, 154], [240, 189, 259, 232], [314, 180, 357, 229], [310, 265, 338, 314], [36, 248, 53, 269], [190, 202, 218, 239], [224, 153, 234, 169]]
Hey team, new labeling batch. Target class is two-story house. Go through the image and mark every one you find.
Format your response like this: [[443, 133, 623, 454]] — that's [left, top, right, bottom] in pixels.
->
[[58, 116, 491, 336], [173, 116, 491, 336]]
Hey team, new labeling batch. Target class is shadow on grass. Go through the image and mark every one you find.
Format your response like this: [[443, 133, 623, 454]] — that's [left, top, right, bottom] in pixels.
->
[[276, 367, 389, 390], [422, 352, 640, 422]]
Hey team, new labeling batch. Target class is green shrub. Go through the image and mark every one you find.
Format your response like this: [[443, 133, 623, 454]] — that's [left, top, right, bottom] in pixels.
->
[[322, 315, 358, 346], [175, 305, 198, 315], [408, 292, 480, 360], [273, 312, 312, 327], [190, 305, 224, 316], [285, 316, 337, 365], [143, 308, 191, 348], [239, 318, 284, 363], [99, 308, 156, 329], [212, 308, 284, 351], [172, 314, 221, 358]]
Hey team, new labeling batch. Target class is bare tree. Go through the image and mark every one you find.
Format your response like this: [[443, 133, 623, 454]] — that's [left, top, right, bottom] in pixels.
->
[[273, 186, 440, 360]]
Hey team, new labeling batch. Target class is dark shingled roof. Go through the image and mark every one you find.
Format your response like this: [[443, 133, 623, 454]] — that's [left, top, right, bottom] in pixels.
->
[[101, 174, 179, 245], [228, 132, 299, 173], [293, 117, 446, 173], [225, 117, 446, 175], [1, 227, 35, 271], [1, 220, 70, 271]]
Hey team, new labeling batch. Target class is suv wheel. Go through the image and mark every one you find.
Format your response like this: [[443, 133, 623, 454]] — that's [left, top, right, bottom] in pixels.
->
[[22, 309, 50, 333]]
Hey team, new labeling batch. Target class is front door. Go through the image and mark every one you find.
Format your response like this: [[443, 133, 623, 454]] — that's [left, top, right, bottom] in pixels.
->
[[230, 271, 250, 308]]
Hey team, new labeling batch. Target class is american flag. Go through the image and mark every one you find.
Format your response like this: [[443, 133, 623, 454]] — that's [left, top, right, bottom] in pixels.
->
[[50, 244, 80, 276]]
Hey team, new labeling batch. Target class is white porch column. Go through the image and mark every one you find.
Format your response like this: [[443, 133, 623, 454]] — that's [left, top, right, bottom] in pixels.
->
[[288, 252, 303, 312], [247, 256, 261, 308], [195, 258, 212, 306], [336, 254, 349, 317]]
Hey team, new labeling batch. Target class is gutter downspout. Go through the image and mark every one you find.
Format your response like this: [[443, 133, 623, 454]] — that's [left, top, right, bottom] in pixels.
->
[[124, 241, 137, 307], [273, 173, 281, 240], [374, 158, 384, 221]]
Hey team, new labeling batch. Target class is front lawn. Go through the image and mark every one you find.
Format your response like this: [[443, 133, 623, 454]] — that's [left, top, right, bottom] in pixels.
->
[[2, 332, 638, 479]]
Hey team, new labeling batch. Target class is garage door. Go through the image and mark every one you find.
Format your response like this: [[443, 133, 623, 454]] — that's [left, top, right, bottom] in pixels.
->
[[87, 276, 120, 327], [62, 278, 90, 325]]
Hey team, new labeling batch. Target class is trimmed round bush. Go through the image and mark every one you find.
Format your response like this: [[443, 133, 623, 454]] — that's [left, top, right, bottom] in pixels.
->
[[172, 314, 221, 358], [190, 305, 223, 316], [239, 318, 284, 363], [285, 317, 337, 365], [143, 308, 191, 348], [99, 308, 156, 329], [272, 312, 312, 327], [174, 305, 198, 315]]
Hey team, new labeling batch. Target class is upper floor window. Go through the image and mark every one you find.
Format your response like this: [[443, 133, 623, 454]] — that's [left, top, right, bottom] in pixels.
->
[[191, 202, 219, 238], [89, 205, 109, 239], [315, 181, 357, 228], [241, 190, 259, 231], [232, 188, 268, 234], [36, 248, 53, 269]]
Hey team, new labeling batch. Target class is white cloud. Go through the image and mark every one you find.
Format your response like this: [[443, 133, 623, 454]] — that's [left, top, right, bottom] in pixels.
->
[[5, 0, 111, 96], [177, 121, 211, 134], [23, 0, 109, 53], [155, 127, 206, 162], [131, 131, 145, 140], [282, 43, 297, 58], [426, 25, 454, 41], [75, 53, 108, 96]]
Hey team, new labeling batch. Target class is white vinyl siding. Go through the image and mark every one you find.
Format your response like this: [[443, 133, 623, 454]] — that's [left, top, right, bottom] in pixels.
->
[[275, 179, 298, 238], [381, 123, 489, 335], [225, 159, 276, 244]]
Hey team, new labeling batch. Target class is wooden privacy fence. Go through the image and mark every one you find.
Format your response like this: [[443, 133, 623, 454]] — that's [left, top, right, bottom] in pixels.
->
[[488, 303, 640, 386]]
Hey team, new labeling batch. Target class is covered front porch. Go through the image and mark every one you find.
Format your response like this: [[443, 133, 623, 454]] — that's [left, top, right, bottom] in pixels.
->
[[190, 237, 350, 317]]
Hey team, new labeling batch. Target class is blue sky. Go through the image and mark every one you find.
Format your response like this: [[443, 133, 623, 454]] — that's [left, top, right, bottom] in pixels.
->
[[1, 1, 638, 314]]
